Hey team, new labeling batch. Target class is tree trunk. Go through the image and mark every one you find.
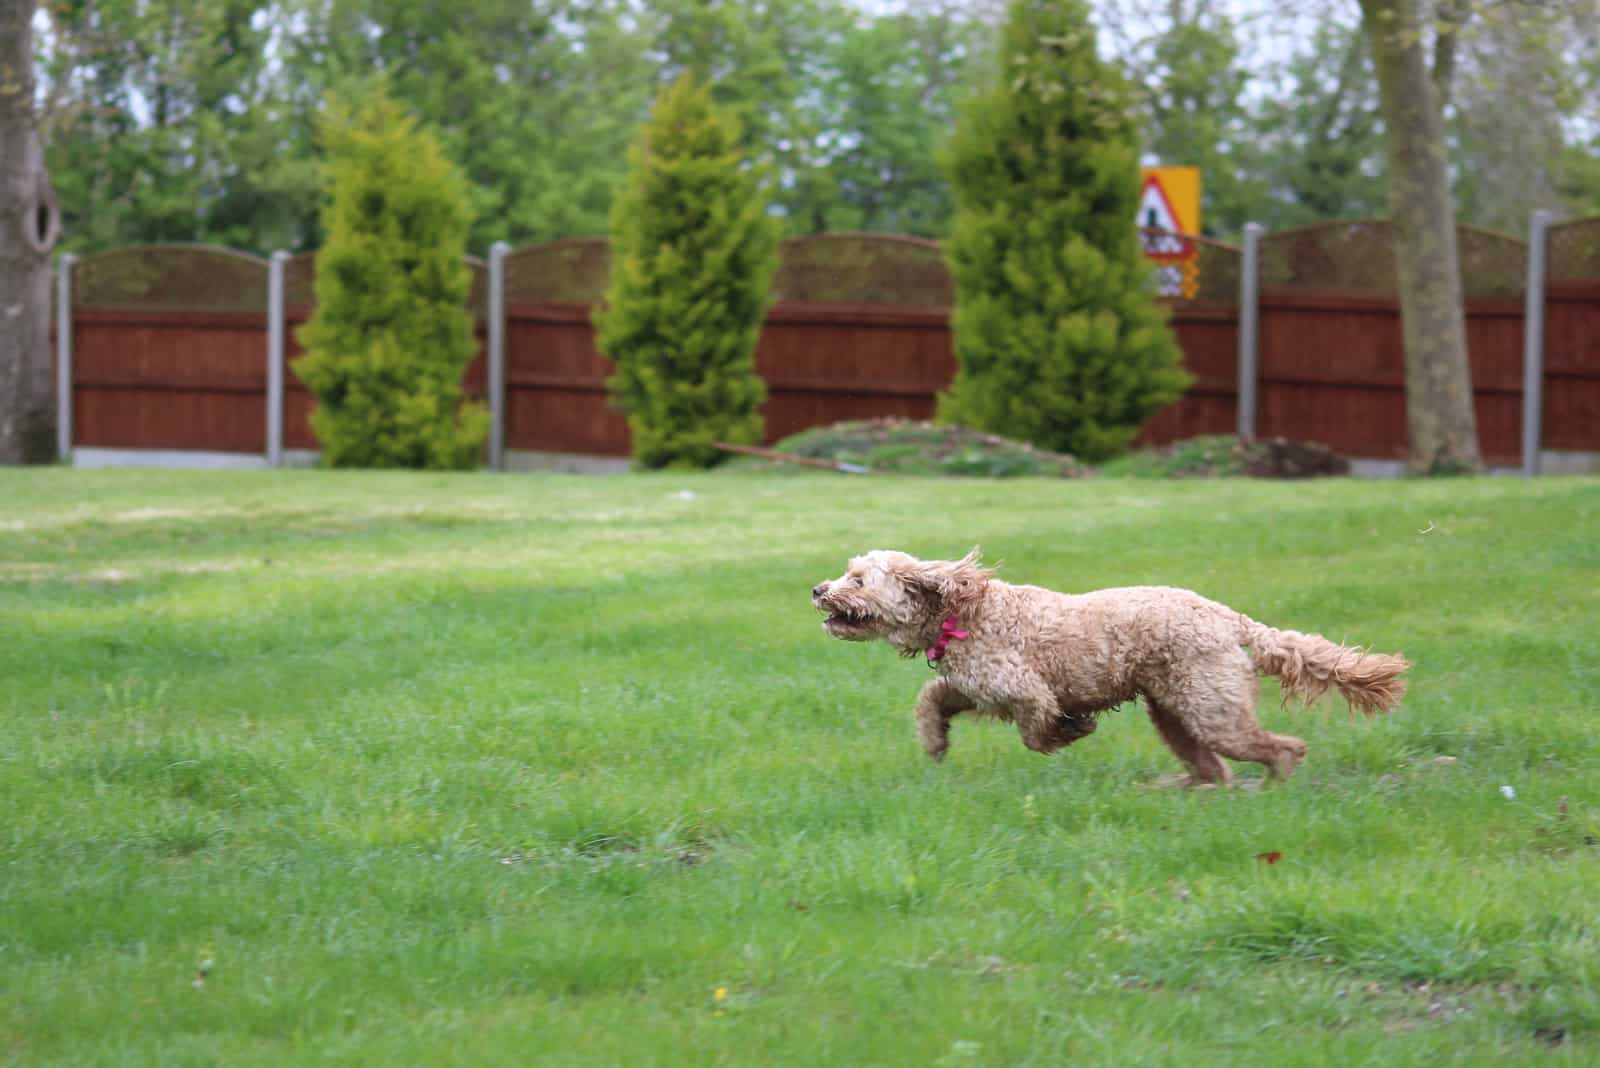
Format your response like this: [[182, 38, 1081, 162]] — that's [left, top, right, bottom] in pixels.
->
[[1360, 0, 1482, 474], [0, 0, 63, 465]]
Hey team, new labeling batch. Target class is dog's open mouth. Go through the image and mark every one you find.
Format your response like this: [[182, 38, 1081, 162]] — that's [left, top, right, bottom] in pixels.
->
[[820, 606, 875, 634]]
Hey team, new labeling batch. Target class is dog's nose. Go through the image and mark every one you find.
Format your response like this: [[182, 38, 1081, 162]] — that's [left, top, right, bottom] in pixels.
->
[[812, 583, 829, 598]]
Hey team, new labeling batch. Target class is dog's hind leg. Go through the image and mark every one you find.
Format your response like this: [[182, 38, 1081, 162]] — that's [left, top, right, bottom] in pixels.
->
[[1161, 660, 1308, 780], [1201, 722, 1307, 781], [914, 677, 974, 761], [1146, 699, 1232, 786]]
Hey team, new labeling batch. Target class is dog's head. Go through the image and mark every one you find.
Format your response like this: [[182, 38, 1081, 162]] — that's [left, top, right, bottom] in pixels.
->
[[811, 548, 992, 654]]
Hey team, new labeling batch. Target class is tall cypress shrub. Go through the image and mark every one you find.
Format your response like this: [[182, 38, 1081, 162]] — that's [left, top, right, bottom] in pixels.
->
[[295, 86, 488, 469], [596, 74, 779, 469], [938, 0, 1189, 463]]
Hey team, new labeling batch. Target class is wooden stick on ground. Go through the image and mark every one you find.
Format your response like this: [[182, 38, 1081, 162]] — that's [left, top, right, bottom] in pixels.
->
[[712, 441, 870, 474]]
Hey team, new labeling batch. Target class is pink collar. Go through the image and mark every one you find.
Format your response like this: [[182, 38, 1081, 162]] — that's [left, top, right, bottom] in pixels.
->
[[926, 615, 970, 666]]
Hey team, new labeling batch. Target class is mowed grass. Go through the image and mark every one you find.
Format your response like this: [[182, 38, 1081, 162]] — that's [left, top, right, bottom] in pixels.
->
[[3, 469, 1598, 1066]]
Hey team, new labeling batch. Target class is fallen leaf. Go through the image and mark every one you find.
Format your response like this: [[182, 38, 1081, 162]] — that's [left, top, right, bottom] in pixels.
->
[[1255, 851, 1283, 865]]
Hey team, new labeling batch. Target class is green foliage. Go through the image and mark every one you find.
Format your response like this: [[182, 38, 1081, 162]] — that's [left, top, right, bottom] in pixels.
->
[[36, 0, 1004, 253], [640, 0, 837, 232], [293, 86, 488, 469], [724, 418, 1093, 478], [1122, 9, 1388, 237], [1099, 434, 1250, 479], [283, 0, 651, 250], [938, 0, 1189, 463], [1251, 16, 1388, 229], [1132, 10, 1266, 237], [29, 1, 1600, 255], [40, 0, 320, 253], [804, 9, 995, 236], [596, 74, 779, 470]]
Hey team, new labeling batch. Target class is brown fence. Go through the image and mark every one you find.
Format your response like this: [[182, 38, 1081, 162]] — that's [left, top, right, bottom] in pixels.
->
[[489, 225, 1592, 466], [52, 221, 1600, 467], [500, 235, 961, 455], [499, 233, 1246, 457], [1545, 217, 1600, 454], [1249, 221, 1534, 464], [67, 246, 270, 453]]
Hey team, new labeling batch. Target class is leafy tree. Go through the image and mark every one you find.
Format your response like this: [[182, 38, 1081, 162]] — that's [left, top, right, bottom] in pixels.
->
[[1102, 1, 1264, 236], [596, 73, 779, 469], [281, 0, 650, 249], [1250, 15, 1387, 229], [293, 86, 487, 469], [804, 4, 997, 235], [1141, 13, 1256, 236], [39, 0, 317, 253], [639, 0, 838, 230], [938, 0, 1188, 463], [1447, 5, 1588, 233]]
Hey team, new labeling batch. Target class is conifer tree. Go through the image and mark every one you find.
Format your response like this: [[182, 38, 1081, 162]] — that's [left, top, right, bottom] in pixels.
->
[[295, 85, 487, 469], [596, 74, 779, 469], [939, 0, 1189, 463]]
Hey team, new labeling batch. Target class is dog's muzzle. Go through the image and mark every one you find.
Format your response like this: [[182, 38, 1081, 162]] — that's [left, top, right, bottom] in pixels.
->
[[813, 583, 874, 638]]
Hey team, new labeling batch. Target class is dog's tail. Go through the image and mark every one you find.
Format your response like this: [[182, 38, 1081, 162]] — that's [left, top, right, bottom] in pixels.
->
[[1241, 618, 1409, 716]]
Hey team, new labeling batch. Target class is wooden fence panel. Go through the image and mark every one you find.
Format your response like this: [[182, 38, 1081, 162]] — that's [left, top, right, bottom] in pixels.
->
[[757, 304, 951, 442], [1543, 281, 1600, 452], [1253, 290, 1528, 465], [72, 308, 267, 452], [503, 304, 625, 455], [502, 303, 955, 456], [69, 246, 269, 454], [1136, 303, 1239, 445]]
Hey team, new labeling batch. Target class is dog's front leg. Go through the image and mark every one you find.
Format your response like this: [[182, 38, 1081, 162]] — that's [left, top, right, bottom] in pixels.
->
[[1008, 678, 1071, 755], [914, 677, 973, 761]]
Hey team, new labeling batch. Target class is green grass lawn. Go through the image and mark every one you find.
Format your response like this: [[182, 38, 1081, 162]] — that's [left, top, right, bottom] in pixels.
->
[[3, 469, 1598, 1066]]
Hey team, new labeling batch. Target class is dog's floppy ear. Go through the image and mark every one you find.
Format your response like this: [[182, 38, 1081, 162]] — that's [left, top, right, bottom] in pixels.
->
[[906, 546, 992, 618]]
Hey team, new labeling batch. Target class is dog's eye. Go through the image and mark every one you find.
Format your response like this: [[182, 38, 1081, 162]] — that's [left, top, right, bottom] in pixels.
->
[[850, 575, 863, 586]]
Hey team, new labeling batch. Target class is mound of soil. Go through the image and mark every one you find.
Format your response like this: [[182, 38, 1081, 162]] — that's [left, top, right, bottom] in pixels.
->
[[1103, 435, 1349, 479], [1240, 437, 1351, 478]]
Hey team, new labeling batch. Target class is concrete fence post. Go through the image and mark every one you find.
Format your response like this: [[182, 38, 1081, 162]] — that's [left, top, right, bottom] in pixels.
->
[[55, 252, 76, 461], [267, 250, 288, 467], [1521, 210, 1550, 478], [1236, 222, 1263, 441], [487, 241, 510, 471]]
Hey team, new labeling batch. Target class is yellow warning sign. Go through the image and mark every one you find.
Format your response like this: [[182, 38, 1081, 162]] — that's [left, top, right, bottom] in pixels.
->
[[1139, 167, 1200, 235], [1138, 166, 1202, 297]]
